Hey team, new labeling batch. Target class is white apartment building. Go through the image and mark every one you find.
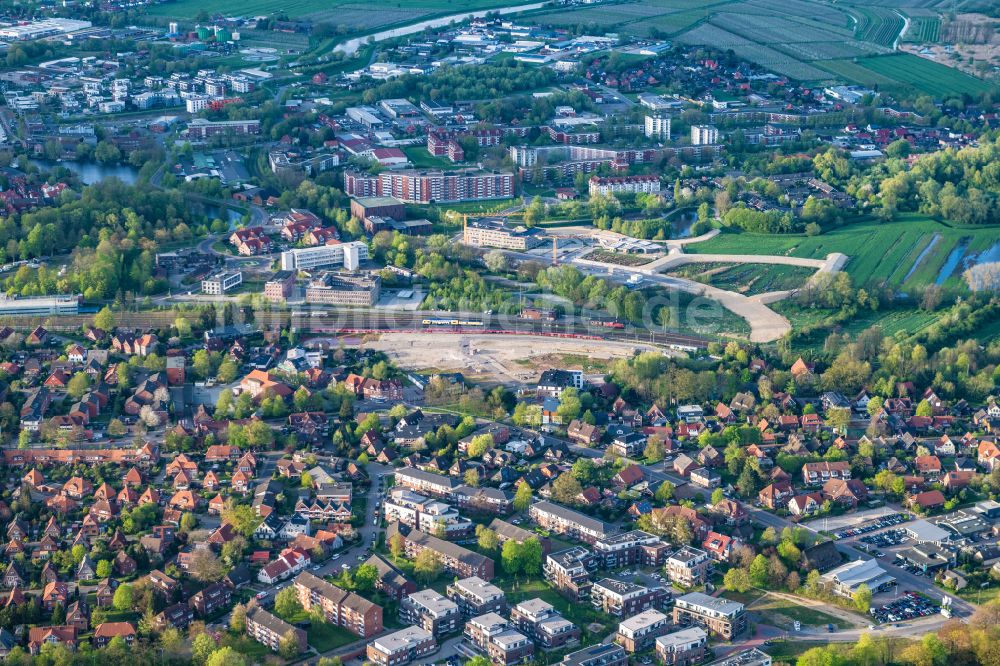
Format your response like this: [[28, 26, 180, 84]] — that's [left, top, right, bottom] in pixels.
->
[[691, 125, 719, 146], [644, 114, 671, 140]]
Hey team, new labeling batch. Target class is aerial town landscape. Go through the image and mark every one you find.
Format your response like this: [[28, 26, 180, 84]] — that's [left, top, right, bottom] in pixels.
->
[[0, 0, 997, 664]]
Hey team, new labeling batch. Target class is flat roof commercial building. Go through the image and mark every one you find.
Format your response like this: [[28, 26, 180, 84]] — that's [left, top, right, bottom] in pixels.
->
[[463, 218, 542, 251], [201, 271, 243, 295], [820, 559, 896, 598], [0, 294, 80, 316], [280, 240, 369, 271], [305, 273, 380, 307]]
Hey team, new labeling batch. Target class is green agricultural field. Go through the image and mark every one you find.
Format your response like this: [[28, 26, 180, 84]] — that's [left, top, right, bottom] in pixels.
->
[[849, 6, 905, 47], [686, 214, 1000, 292], [145, 0, 534, 23], [902, 15, 940, 42], [855, 53, 994, 97]]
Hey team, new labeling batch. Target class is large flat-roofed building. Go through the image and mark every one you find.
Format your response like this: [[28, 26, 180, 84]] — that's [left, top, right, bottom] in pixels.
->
[[672, 592, 746, 640], [588, 175, 661, 196], [304, 273, 380, 307], [615, 609, 669, 653], [401, 589, 460, 637], [351, 196, 406, 222], [591, 578, 670, 617], [447, 576, 506, 617], [293, 572, 383, 637], [510, 598, 581, 649], [280, 240, 369, 271], [201, 271, 243, 295], [345, 169, 515, 204], [0, 294, 81, 316], [561, 643, 628, 666], [367, 626, 436, 666], [185, 118, 260, 138], [530, 501, 617, 544], [264, 270, 296, 302], [820, 559, 896, 598], [463, 218, 542, 251], [0, 18, 91, 40], [655, 627, 708, 666]]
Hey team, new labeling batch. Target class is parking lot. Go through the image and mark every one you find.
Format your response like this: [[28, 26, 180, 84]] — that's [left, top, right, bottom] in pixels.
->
[[834, 513, 910, 540], [870, 591, 939, 624], [859, 528, 909, 548]]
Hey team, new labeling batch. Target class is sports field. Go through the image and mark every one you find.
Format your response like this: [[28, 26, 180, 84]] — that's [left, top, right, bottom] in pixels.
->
[[685, 214, 1000, 292]]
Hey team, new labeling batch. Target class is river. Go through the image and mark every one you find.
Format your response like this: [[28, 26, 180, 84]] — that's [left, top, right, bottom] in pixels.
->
[[334, 1, 549, 56], [27, 158, 140, 186]]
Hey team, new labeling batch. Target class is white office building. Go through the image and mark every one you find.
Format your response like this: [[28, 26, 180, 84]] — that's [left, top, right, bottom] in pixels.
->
[[202, 271, 243, 295], [280, 241, 369, 271]]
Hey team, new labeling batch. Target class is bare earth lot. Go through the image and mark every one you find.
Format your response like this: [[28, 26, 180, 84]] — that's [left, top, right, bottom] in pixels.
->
[[364, 332, 668, 384]]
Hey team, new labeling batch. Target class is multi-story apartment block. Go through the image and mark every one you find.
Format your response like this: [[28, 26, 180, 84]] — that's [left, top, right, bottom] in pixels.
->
[[189, 582, 231, 616], [185, 118, 260, 138], [367, 626, 436, 666], [672, 592, 746, 640], [446, 576, 506, 617], [452, 485, 514, 515], [465, 613, 535, 666], [802, 461, 852, 485], [293, 572, 383, 637], [616, 609, 669, 653], [393, 467, 458, 498], [462, 218, 542, 251], [665, 547, 711, 587], [384, 488, 473, 538], [544, 547, 596, 600], [588, 175, 661, 197], [690, 125, 719, 145], [344, 169, 515, 204], [246, 606, 306, 654], [560, 644, 628, 666], [644, 114, 671, 140], [400, 589, 461, 637], [655, 627, 708, 666], [590, 578, 670, 617], [509, 598, 581, 649], [530, 501, 616, 544], [396, 527, 495, 579], [593, 530, 670, 569]]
